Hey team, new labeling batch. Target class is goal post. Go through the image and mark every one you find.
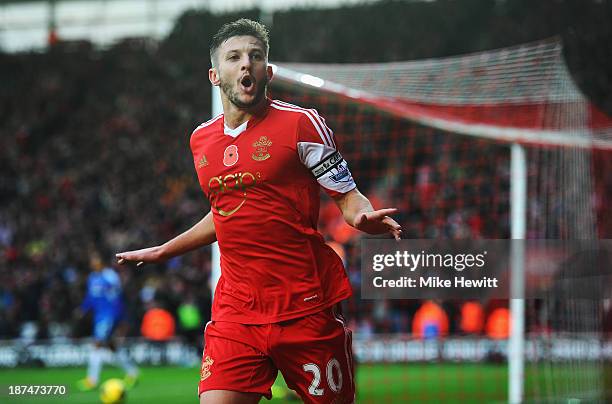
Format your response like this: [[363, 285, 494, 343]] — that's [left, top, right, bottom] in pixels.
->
[[510, 142, 527, 403]]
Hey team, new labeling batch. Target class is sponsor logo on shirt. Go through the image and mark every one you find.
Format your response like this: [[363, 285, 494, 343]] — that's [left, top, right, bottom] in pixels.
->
[[208, 172, 260, 217], [252, 136, 272, 161]]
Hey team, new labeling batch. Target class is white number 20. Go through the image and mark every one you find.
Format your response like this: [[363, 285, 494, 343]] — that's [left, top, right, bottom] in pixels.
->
[[302, 358, 343, 396]]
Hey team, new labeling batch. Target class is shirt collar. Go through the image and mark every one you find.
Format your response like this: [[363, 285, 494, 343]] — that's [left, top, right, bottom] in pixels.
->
[[224, 120, 248, 138], [222, 98, 272, 138]]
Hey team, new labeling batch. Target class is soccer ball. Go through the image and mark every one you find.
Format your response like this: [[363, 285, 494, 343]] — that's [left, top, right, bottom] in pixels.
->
[[99, 378, 126, 404]]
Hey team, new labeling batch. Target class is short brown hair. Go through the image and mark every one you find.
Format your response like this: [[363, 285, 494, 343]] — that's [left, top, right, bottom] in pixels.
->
[[210, 18, 270, 66]]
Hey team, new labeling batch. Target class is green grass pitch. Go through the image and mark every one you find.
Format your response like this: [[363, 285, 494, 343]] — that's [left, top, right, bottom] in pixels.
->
[[0, 363, 609, 403]]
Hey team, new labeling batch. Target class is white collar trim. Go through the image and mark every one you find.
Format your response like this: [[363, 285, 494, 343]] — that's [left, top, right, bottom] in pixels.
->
[[224, 120, 248, 138]]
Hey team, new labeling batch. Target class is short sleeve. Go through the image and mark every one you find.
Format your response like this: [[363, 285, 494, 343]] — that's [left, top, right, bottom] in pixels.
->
[[296, 110, 356, 197]]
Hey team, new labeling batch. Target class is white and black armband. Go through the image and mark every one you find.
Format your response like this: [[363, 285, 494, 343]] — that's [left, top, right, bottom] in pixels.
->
[[298, 142, 356, 194], [310, 150, 344, 179]]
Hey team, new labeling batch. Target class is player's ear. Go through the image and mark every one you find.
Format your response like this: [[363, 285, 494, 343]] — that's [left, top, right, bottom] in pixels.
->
[[209, 67, 220, 86], [267, 64, 274, 82]]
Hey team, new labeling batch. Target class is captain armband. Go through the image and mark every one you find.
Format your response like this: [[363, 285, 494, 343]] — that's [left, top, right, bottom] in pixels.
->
[[309, 151, 344, 179]]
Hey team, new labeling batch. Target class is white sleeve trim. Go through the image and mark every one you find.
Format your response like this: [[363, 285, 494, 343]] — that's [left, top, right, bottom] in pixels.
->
[[271, 101, 335, 147], [298, 141, 356, 194]]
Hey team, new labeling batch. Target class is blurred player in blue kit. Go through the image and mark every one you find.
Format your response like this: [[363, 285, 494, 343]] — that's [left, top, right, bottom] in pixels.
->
[[77, 250, 139, 391]]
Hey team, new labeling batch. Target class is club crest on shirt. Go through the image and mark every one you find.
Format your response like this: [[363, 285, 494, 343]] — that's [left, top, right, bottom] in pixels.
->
[[200, 356, 214, 381], [223, 145, 239, 167], [197, 154, 209, 168], [252, 136, 272, 161]]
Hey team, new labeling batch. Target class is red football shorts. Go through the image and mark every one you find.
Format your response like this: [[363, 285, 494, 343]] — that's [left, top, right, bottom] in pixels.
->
[[198, 305, 355, 403]]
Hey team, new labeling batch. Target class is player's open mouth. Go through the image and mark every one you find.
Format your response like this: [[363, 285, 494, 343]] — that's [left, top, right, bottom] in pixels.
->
[[239, 76, 255, 93]]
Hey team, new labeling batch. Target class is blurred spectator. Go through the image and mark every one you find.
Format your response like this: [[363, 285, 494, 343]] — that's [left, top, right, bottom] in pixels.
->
[[485, 308, 511, 340], [177, 294, 203, 348], [459, 301, 485, 335], [141, 304, 176, 342], [412, 300, 449, 339]]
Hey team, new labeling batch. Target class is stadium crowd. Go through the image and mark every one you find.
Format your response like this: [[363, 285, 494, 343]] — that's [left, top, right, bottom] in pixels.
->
[[0, 41, 213, 343], [1, 3, 611, 345]]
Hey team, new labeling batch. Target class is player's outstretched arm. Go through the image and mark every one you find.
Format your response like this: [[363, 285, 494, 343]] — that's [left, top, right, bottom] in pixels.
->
[[333, 188, 402, 240], [116, 210, 216, 266]]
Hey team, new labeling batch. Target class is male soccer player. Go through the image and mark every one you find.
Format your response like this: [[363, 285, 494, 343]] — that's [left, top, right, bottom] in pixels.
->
[[116, 18, 401, 403], [77, 250, 139, 391]]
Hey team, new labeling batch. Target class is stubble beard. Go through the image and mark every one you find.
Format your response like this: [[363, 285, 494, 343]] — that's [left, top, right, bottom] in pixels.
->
[[220, 73, 269, 109]]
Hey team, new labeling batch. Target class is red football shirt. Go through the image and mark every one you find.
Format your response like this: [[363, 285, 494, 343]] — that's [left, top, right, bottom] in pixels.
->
[[190, 99, 355, 324]]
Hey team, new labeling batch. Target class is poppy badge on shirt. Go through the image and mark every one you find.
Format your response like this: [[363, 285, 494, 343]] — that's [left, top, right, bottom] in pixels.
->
[[223, 145, 239, 166]]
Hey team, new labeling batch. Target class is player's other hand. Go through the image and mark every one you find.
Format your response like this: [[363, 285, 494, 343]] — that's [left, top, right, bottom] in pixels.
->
[[354, 208, 402, 240], [116, 245, 164, 268]]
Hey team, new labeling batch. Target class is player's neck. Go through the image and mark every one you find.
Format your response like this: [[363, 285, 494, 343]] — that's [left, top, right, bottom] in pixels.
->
[[222, 97, 268, 129]]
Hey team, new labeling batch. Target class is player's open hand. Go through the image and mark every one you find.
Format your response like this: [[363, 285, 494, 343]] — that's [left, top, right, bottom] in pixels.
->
[[354, 208, 402, 240], [116, 245, 164, 268]]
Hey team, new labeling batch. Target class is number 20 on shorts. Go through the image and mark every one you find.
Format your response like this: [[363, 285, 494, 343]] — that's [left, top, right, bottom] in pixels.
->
[[302, 358, 343, 396]]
